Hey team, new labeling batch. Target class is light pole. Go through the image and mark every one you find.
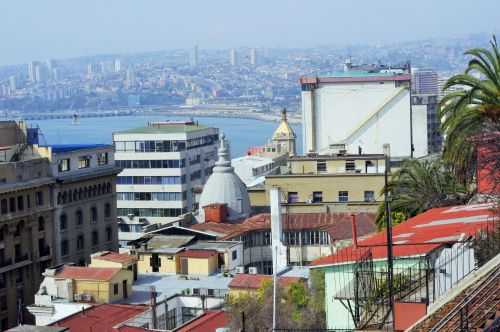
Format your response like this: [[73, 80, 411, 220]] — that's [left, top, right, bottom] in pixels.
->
[[383, 143, 395, 329]]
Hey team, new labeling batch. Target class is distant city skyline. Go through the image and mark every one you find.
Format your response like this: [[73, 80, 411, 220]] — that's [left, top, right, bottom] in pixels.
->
[[0, 0, 499, 66]]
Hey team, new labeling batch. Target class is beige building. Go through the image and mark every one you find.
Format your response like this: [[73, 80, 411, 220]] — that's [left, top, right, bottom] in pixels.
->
[[35, 144, 121, 266], [262, 154, 386, 213]]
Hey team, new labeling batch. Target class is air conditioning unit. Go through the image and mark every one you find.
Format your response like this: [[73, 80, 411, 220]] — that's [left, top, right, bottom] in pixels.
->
[[248, 267, 258, 275], [235, 266, 245, 274], [74, 294, 82, 301], [82, 294, 93, 302]]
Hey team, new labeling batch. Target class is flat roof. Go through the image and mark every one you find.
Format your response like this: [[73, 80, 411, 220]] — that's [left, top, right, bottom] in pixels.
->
[[289, 153, 385, 161], [45, 144, 111, 153], [114, 123, 211, 135], [300, 73, 411, 84]]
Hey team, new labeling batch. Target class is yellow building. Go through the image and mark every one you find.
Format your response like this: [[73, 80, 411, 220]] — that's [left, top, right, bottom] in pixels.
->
[[90, 251, 138, 281], [54, 265, 134, 303], [177, 250, 219, 276], [262, 154, 387, 213], [137, 248, 182, 274]]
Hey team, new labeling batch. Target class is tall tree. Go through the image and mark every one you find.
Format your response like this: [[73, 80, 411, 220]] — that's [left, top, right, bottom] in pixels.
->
[[376, 158, 469, 229], [439, 36, 500, 184]]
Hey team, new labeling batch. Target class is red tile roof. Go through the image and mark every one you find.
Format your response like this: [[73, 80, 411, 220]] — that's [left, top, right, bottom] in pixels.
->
[[191, 212, 376, 241], [229, 274, 303, 290], [56, 266, 121, 281], [50, 304, 148, 332], [93, 252, 137, 264], [311, 203, 497, 267], [176, 310, 229, 332], [177, 249, 218, 259]]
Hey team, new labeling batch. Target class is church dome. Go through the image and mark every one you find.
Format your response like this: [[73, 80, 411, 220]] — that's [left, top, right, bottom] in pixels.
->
[[272, 108, 296, 140], [199, 134, 251, 222]]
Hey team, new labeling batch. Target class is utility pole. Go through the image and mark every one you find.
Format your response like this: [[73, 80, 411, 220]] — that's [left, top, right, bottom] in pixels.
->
[[384, 143, 395, 329], [408, 61, 415, 159]]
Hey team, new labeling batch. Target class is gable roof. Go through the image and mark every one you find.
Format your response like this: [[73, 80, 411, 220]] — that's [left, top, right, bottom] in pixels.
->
[[311, 203, 497, 267], [55, 266, 121, 281], [92, 252, 137, 264], [177, 249, 218, 259], [175, 310, 229, 332]]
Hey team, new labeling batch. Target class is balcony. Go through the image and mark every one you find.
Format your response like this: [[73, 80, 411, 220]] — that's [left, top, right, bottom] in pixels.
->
[[39, 246, 51, 258], [15, 254, 29, 263], [0, 259, 12, 268]]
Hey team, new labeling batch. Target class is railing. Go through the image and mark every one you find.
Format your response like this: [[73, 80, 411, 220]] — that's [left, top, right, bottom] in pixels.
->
[[0, 259, 12, 268], [429, 262, 500, 332], [15, 254, 29, 263]]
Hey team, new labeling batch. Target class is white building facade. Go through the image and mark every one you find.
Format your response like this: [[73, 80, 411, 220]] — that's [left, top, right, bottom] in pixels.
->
[[300, 70, 428, 158], [113, 121, 218, 226]]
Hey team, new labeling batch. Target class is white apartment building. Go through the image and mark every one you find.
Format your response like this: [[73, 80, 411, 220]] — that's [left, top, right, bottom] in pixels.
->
[[113, 121, 218, 227], [300, 66, 428, 158]]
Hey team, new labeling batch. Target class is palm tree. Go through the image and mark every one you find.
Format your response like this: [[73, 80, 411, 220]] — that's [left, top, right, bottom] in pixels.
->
[[439, 36, 500, 185], [375, 158, 469, 229]]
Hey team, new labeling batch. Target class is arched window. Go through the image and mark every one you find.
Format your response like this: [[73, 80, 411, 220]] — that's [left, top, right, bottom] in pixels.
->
[[92, 185, 97, 196], [106, 182, 112, 193], [61, 192, 67, 204], [39, 216, 46, 231], [104, 202, 111, 218], [67, 190, 72, 203], [76, 209, 83, 225], [57, 193, 62, 205], [97, 184, 102, 195], [90, 206, 98, 223], [0, 199, 7, 214], [91, 230, 99, 246], [73, 190, 78, 201], [78, 188, 83, 200]]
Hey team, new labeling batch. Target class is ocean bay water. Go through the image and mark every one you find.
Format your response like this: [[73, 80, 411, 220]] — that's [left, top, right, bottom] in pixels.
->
[[30, 115, 302, 158]]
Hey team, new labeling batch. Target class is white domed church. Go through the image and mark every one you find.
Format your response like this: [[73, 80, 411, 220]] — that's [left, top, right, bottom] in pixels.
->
[[198, 133, 251, 222]]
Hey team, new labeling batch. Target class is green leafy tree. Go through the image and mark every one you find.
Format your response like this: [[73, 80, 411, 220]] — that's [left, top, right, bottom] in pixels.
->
[[439, 35, 500, 184], [376, 158, 469, 229]]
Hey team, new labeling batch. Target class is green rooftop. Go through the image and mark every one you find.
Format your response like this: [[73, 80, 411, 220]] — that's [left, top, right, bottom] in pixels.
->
[[114, 122, 210, 135]]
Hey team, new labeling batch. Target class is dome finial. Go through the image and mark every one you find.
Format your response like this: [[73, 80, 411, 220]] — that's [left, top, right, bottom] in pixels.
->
[[214, 132, 232, 172], [281, 108, 287, 121]]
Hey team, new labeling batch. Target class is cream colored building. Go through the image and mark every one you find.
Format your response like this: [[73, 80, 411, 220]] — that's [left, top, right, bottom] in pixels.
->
[[264, 154, 386, 213]]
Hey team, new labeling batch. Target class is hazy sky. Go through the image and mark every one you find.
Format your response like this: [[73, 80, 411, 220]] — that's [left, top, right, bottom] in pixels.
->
[[1, 0, 499, 66]]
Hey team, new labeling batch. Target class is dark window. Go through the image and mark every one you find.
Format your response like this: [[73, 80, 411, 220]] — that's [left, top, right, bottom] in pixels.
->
[[232, 250, 237, 260], [59, 214, 66, 230], [345, 160, 355, 172], [61, 240, 69, 256], [0, 199, 7, 214], [0, 296, 6, 311], [35, 191, 43, 206], [9, 197, 15, 213], [113, 283, 119, 295], [97, 152, 109, 166], [287, 192, 299, 203], [26, 194, 31, 209], [91, 206, 97, 223], [77, 235, 84, 250], [106, 227, 112, 242], [92, 231, 99, 246], [312, 191, 323, 203], [76, 210, 83, 225], [38, 216, 46, 231], [338, 191, 349, 202], [316, 161, 327, 172], [104, 203, 111, 218], [364, 191, 375, 202], [17, 196, 24, 211], [58, 158, 71, 172]]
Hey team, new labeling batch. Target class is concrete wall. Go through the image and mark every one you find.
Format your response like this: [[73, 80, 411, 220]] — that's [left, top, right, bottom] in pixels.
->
[[72, 269, 133, 303], [186, 256, 218, 276]]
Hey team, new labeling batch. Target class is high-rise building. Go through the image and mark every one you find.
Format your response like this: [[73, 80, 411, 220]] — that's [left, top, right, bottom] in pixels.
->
[[300, 64, 428, 158], [28, 61, 38, 82], [126, 68, 136, 88], [114, 59, 122, 72], [113, 121, 219, 227], [250, 48, 257, 66], [35, 65, 47, 83], [412, 94, 443, 154], [229, 48, 237, 66], [190, 45, 199, 67], [8, 76, 16, 91], [412, 68, 439, 95]]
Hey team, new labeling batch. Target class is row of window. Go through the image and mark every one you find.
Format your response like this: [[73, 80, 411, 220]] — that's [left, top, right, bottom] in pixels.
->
[[60, 203, 112, 230], [57, 152, 109, 172], [57, 182, 112, 205], [0, 191, 44, 215], [117, 192, 186, 201], [235, 230, 331, 248], [60, 227, 113, 256], [114, 135, 218, 153], [117, 208, 187, 218], [117, 176, 185, 185], [286, 190, 376, 203], [115, 159, 186, 169], [316, 160, 376, 173]]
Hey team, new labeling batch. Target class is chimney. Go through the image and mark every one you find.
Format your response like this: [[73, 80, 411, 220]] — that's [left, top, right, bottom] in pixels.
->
[[351, 214, 358, 249], [203, 203, 227, 223]]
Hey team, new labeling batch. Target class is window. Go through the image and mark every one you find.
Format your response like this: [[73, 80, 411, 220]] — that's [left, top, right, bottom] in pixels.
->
[[61, 240, 69, 256], [38, 216, 46, 231], [91, 206, 97, 223], [77, 235, 84, 250], [0, 296, 6, 311], [0, 200, 6, 214], [35, 191, 44, 206], [59, 214, 66, 230], [58, 158, 71, 172], [26, 194, 31, 208], [106, 227, 112, 242], [92, 231, 99, 246], [17, 196, 24, 211], [113, 283, 119, 295], [287, 192, 299, 203], [338, 191, 349, 202], [76, 210, 83, 225], [317, 161, 327, 173], [104, 203, 111, 218], [312, 191, 323, 203], [345, 160, 355, 172], [78, 156, 90, 169], [97, 152, 109, 166], [232, 250, 237, 260], [9, 197, 15, 213], [364, 191, 375, 202]]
